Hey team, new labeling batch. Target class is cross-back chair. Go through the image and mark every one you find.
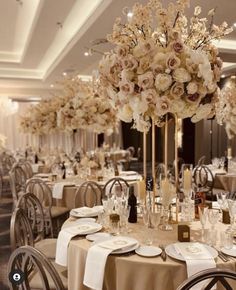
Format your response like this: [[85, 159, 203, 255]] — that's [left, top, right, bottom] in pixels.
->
[[103, 177, 130, 199], [193, 165, 214, 200], [8, 245, 67, 290], [74, 181, 102, 207], [176, 268, 236, 290]]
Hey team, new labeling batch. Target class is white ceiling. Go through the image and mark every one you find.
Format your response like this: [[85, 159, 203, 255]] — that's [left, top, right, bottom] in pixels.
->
[[0, 0, 236, 100]]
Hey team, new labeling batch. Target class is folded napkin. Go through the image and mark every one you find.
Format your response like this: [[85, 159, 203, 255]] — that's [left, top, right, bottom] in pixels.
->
[[84, 237, 138, 290], [174, 243, 216, 290], [31, 164, 40, 173], [55, 223, 100, 266], [71, 206, 103, 217], [52, 182, 74, 199]]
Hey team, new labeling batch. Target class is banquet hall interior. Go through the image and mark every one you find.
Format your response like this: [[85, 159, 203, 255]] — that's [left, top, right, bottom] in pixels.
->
[[1, 0, 236, 289]]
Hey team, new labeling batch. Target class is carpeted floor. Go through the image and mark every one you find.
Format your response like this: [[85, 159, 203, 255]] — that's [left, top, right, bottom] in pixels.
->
[[0, 194, 12, 290]]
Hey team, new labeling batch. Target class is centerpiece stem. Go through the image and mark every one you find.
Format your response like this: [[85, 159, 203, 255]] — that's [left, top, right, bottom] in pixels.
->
[[164, 115, 168, 177], [143, 132, 147, 182], [152, 119, 156, 209]]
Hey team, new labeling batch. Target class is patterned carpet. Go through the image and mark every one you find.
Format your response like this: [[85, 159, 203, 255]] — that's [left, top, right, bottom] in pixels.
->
[[0, 194, 12, 290]]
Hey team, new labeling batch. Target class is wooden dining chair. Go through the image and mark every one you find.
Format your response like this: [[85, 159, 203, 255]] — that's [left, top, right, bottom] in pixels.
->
[[10, 208, 34, 251], [103, 177, 130, 199], [26, 178, 70, 237], [8, 245, 67, 290], [176, 268, 236, 290], [19, 160, 34, 179], [9, 163, 27, 206], [10, 206, 57, 260], [74, 181, 103, 207], [16, 192, 47, 242]]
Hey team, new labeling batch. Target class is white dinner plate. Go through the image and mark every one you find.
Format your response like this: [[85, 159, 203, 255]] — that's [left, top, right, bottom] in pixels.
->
[[221, 245, 236, 257], [111, 237, 139, 254], [165, 243, 218, 261], [86, 232, 111, 242], [70, 206, 103, 218], [77, 218, 96, 223], [67, 222, 102, 235], [135, 246, 162, 257]]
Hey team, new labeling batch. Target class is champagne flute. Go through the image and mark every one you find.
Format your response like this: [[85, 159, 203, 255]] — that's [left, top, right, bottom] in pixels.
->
[[141, 205, 152, 245], [198, 205, 208, 242]]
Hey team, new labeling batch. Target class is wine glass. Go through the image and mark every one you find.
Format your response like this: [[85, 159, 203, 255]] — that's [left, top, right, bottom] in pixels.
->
[[216, 192, 227, 219], [198, 205, 208, 242], [227, 198, 236, 233], [150, 205, 162, 242]]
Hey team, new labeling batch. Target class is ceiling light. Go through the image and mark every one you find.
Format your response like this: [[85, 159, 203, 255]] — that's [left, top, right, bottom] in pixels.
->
[[84, 51, 89, 56], [62, 72, 67, 76], [234, 23, 236, 28], [221, 74, 226, 78], [50, 84, 54, 88], [231, 75, 236, 79]]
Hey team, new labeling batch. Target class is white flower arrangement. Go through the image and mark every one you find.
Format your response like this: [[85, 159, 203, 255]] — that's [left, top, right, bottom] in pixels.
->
[[216, 79, 236, 139], [57, 78, 118, 134], [99, 0, 232, 132]]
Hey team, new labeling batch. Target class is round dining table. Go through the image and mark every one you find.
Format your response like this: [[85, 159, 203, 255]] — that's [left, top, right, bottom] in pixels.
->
[[61, 217, 236, 290]]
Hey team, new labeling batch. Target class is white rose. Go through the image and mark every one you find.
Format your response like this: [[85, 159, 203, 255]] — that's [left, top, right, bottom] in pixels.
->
[[117, 104, 133, 122], [170, 82, 184, 98], [119, 79, 135, 95], [187, 82, 198, 94], [156, 96, 171, 116], [141, 89, 159, 104], [173, 68, 191, 83], [138, 71, 154, 90], [155, 73, 172, 91]]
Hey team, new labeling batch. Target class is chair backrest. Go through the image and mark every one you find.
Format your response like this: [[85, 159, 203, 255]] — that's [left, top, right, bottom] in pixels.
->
[[8, 245, 66, 290], [18, 161, 34, 179], [176, 268, 236, 290], [26, 178, 52, 210], [74, 181, 102, 207], [103, 177, 130, 198], [9, 164, 27, 205], [16, 192, 45, 242], [0, 165, 3, 200], [193, 165, 214, 198], [127, 146, 135, 157], [197, 155, 206, 166], [10, 208, 34, 251], [1, 153, 16, 174]]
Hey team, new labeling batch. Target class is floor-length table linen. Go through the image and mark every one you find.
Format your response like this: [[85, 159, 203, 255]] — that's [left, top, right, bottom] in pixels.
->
[[63, 220, 236, 290]]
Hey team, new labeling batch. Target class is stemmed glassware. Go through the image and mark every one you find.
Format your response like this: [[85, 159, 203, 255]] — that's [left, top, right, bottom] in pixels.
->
[[227, 198, 236, 233], [141, 205, 153, 245], [208, 208, 220, 245], [149, 205, 162, 242], [158, 173, 175, 231], [216, 192, 227, 219], [198, 205, 208, 242]]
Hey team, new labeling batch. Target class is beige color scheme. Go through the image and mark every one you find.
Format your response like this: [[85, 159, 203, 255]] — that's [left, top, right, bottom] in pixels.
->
[[63, 219, 236, 290], [218, 175, 236, 192]]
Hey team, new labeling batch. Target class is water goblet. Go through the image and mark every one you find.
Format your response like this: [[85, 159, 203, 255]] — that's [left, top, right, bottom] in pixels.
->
[[150, 205, 162, 242], [227, 199, 236, 233]]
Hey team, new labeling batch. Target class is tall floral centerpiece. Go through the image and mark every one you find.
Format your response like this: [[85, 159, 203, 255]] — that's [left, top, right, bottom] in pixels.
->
[[99, 0, 232, 216], [216, 79, 236, 139], [57, 78, 117, 135], [99, 0, 232, 132]]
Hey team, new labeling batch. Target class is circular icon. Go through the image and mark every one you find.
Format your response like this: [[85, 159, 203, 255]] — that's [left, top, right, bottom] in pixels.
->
[[9, 270, 25, 285]]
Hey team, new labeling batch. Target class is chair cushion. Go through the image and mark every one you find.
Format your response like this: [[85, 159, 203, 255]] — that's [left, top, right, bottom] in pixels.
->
[[29, 261, 68, 289], [51, 206, 70, 218], [35, 238, 57, 260]]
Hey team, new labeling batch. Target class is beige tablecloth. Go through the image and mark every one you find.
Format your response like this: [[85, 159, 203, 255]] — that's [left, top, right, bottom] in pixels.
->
[[53, 174, 144, 210], [62, 219, 236, 290]]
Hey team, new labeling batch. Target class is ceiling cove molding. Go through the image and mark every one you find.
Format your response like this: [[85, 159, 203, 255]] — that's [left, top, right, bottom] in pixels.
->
[[40, 0, 113, 80], [20, 0, 45, 63], [0, 0, 43, 64], [0, 68, 43, 79]]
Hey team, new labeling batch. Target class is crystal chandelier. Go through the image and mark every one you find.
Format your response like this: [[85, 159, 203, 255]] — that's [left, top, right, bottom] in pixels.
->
[[0, 96, 18, 116]]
